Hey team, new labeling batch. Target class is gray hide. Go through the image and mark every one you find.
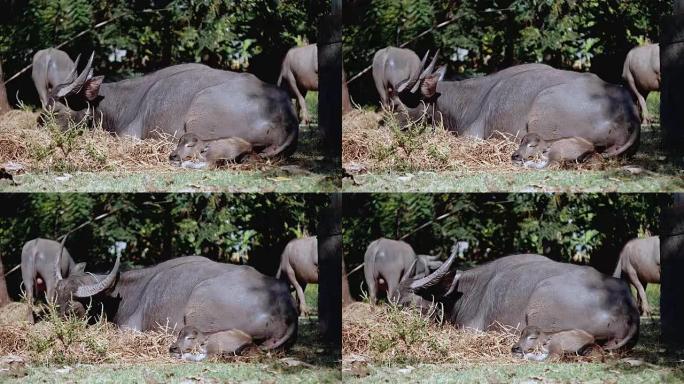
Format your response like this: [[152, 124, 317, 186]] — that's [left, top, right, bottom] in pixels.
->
[[397, 253, 640, 351], [276, 236, 318, 315], [613, 236, 660, 316], [622, 44, 660, 123], [32, 48, 77, 108], [20, 238, 85, 322], [47, 54, 298, 158], [401, 61, 640, 159], [363, 238, 427, 304], [372, 46, 429, 110], [55, 255, 298, 351]]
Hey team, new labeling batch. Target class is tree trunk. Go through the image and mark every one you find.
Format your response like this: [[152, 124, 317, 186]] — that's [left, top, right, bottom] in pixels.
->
[[0, 61, 11, 116], [317, 0, 342, 164], [661, 6, 684, 164], [0, 257, 12, 307], [342, 257, 354, 307], [661, 194, 684, 349], [317, 193, 342, 349]]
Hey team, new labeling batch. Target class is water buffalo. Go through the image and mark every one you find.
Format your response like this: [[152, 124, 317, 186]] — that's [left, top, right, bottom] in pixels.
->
[[363, 238, 441, 304], [21, 238, 85, 322], [277, 44, 352, 124], [372, 46, 430, 110], [512, 133, 596, 168], [400, 58, 640, 158], [169, 133, 253, 168], [622, 44, 660, 123], [32, 48, 77, 108], [613, 236, 660, 316], [54, 255, 298, 351], [47, 54, 298, 158], [512, 325, 596, 361], [396, 252, 640, 351], [276, 236, 318, 315], [170, 325, 253, 361]]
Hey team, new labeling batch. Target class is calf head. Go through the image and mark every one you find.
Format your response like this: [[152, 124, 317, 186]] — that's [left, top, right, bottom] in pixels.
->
[[44, 53, 104, 130], [511, 325, 544, 356], [54, 253, 120, 318], [169, 133, 206, 162], [169, 325, 208, 358], [512, 133, 548, 163]]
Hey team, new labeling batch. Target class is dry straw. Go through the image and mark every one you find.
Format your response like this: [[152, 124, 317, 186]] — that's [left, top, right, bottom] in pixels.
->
[[342, 108, 609, 174], [342, 302, 521, 366], [0, 109, 267, 173]]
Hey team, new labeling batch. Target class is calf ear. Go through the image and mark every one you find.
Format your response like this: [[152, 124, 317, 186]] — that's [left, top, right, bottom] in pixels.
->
[[83, 76, 104, 101]]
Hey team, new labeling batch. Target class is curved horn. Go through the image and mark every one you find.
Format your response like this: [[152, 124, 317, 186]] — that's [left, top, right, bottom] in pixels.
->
[[56, 52, 95, 98], [54, 235, 69, 282], [397, 50, 429, 93], [64, 53, 82, 83], [410, 49, 440, 93], [74, 253, 120, 298], [409, 245, 457, 293], [400, 259, 418, 284]]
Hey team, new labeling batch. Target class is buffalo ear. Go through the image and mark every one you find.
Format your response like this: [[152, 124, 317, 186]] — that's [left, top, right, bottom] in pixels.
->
[[83, 76, 104, 101], [73, 262, 87, 274], [420, 73, 440, 99]]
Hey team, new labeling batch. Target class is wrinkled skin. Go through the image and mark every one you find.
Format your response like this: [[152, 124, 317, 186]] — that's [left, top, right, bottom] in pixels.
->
[[48, 55, 298, 158], [169, 132, 253, 169], [277, 44, 352, 124], [613, 236, 661, 316], [32, 48, 76, 108], [401, 62, 640, 159], [169, 325, 253, 361], [20, 238, 86, 322], [396, 253, 639, 351], [363, 238, 440, 304], [511, 325, 596, 361], [276, 236, 318, 316], [622, 44, 660, 123], [372, 46, 429, 111], [55, 255, 298, 351], [512, 133, 596, 169]]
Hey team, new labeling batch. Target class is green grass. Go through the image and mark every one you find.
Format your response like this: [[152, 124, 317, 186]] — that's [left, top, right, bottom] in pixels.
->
[[5, 318, 340, 384], [1, 125, 340, 192], [304, 284, 319, 316]]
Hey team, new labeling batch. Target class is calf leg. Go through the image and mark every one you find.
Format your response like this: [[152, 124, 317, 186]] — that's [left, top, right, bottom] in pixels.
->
[[208, 329, 253, 356]]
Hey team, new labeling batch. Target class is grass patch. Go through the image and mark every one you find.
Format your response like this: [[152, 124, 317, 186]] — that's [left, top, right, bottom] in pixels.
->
[[342, 97, 684, 192], [0, 109, 338, 192]]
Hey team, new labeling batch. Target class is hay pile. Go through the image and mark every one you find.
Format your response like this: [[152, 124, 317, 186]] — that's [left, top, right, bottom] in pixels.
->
[[0, 312, 176, 365], [342, 302, 519, 365], [343, 109, 522, 174], [342, 108, 613, 174], [0, 109, 270, 173]]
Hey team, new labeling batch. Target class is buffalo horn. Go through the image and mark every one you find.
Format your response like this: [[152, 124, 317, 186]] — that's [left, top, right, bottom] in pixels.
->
[[74, 252, 120, 297]]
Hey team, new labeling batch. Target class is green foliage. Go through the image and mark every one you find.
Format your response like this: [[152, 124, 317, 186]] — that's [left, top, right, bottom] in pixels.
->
[[345, 0, 672, 103], [0, 194, 327, 278], [344, 194, 668, 284], [1, 0, 326, 103]]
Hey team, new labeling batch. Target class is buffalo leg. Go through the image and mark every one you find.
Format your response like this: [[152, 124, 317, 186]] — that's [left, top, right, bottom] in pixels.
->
[[626, 72, 650, 123], [364, 267, 378, 305], [282, 71, 309, 124], [627, 266, 650, 315], [20, 266, 34, 323], [284, 264, 308, 315]]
